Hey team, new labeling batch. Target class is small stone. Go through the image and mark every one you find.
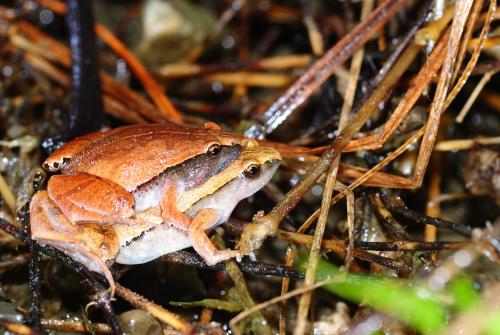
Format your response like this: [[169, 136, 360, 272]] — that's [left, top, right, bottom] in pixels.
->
[[119, 309, 163, 335]]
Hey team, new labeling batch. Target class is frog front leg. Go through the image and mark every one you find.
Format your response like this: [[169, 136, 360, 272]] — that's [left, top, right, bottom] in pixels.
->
[[30, 191, 119, 294], [189, 208, 240, 265], [159, 180, 191, 230]]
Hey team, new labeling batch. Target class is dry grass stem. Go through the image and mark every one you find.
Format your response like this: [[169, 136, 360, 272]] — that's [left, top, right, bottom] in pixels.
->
[[114, 284, 192, 334], [0, 174, 16, 213], [456, 70, 497, 123]]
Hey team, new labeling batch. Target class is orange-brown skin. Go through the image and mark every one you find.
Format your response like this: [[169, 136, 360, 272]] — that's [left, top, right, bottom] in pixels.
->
[[30, 191, 119, 293], [30, 123, 279, 295], [47, 173, 135, 223], [44, 130, 112, 171], [62, 123, 254, 191], [40, 123, 257, 227]]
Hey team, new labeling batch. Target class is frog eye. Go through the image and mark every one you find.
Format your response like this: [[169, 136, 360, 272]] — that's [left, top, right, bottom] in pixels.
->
[[207, 144, 221, 157], [43, 161, 59, 171], [243, 164, 261, 179]]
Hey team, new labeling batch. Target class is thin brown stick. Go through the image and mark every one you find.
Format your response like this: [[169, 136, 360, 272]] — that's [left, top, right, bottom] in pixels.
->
[[0, 320, 44, 335], [414, 3, 455, 45], [278, 231, 467, 252], [425, 155, 442, 243], [293, 158, 338, 335], [445, 0, 497, 112], [204, 72, 293, 88], [435, 136, 500, 151], [450, 0, 483, 85], [0, 253, 31, 270], [301, 0, 324, 56], [0, 174, 16, 213], [456, 70, 497, 123], [41, 319, 112, 334], [412, 0, 474, 187], [114, 284, 192, 334], [157, 54, 312, 79]]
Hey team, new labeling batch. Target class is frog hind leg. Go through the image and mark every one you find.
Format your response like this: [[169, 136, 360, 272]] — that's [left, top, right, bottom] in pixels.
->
[[160, 180, 191, 231], [189, 208, 240, 265], [48, 173, 135, 224], [30, 190, 119, 295]]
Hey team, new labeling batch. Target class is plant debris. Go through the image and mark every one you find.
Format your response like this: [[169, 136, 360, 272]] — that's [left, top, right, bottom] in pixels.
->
[[0, 0, 499, 334]]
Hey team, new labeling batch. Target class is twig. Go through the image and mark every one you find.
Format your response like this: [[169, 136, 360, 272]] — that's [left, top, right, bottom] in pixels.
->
[[0, 174, 16, 213], [160, 251, 303, 279], [368, 192, 409, 240], [41, 319, 112, 334], [412, 0, 474, 187], [0, 320, 44, 335], [380, 190, 472, 237], [456, 70, 497, 123], [301, 0, 324, 55], [114, 284, 192, 334], [27, 240, 42, 330], [238, 0, 417, 256], [425, 154, 442, 243], [277, 231, 415, 271], [204, 72, 293, 88], [0, 253, 31, 270], [415, 3, 455, 45], [157, 54, 311, 79], [435, 136, 500, 151], [278, 232, 466, 251]]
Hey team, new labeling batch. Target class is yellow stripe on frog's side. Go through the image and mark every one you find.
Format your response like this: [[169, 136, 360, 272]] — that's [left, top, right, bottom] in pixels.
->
[[176, 145, 281, 212]]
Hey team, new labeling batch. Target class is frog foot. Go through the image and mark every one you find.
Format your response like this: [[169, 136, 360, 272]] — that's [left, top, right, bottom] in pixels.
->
[[189, 208, 241, 265], [202, 249, 241, 266]]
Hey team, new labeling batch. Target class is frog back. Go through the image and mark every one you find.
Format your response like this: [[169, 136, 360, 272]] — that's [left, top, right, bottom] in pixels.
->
[[61, 124, 249, 191]]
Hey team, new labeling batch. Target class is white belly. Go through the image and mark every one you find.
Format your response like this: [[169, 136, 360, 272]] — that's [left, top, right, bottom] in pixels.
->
[[115, 225, 192, 265]]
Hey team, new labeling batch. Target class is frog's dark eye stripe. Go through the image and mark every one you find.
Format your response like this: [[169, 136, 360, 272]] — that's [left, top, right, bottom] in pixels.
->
[[207, 144, 221, 157], [243, 164, 261, 179]]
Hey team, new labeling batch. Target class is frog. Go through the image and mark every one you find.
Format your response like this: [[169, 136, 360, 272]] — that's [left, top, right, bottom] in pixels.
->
[[29, 123, 281, 293]]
